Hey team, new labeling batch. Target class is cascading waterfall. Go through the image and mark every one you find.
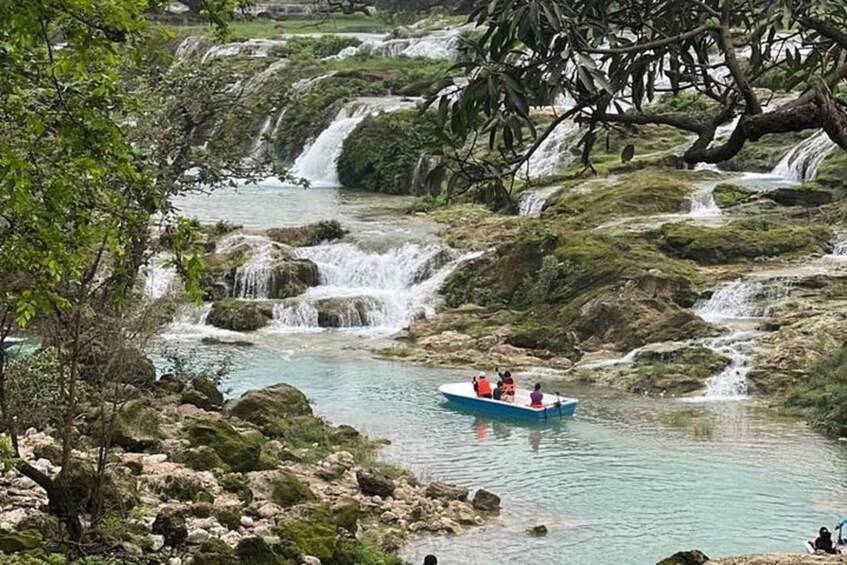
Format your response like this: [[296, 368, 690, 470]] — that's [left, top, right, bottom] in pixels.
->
[[270, 242, 481, 331], [829, 237, 847, 259], [688, 185, 721, 218], [290, 97, 418, 186], [691, 278, 791, 400], [217, 234, 281, 300], [517, 185, 561, 216], [520, 119, 578, 181], [200, 39, 286, 63], [335, 29, 463, 61], [144, 257, 178, 300], [248, 116, 274, 162], [771, 130, 837, 182]]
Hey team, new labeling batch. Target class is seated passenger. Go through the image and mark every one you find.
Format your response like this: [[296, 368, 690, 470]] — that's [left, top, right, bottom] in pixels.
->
[[500, 370, 516, 401], [529, 383, 544, 408], [475, 373, 493, 399], [493, 381, 503, 400], [814, 527, 837, 554]]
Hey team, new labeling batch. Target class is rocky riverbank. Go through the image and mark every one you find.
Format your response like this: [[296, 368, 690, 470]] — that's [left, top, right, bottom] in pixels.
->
[[660, 550, 847, 564], [0, 375, 496, 564]]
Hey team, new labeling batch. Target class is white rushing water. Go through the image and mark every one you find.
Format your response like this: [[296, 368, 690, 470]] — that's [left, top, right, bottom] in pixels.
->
[[143, 257, 178, 300], [216, 233, 282, 300], [290, 97, 418, 187], [771, 130, 837, 182], [520, 119, 578, 181], [690, 278, 792, 400], [687, 181, 722, 218], [270, 243, 481, 331], [517, 185, 561, 216], [335, 29, 464, 61]]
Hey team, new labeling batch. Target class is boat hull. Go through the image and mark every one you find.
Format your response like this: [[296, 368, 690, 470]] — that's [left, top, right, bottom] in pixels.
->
[[439, 382, 578, 420]]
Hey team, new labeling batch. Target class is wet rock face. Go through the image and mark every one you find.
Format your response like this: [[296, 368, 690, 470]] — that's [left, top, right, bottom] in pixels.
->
[[313, 296, 377, 328], [265, 220, 346, 247], [764, 187, 833, 207], [471, 489, 501, 512], [268, 259, 319, 299], [226, 383, 313, 426], [425, 482, 468, 502], [207, 299, 273, 332]]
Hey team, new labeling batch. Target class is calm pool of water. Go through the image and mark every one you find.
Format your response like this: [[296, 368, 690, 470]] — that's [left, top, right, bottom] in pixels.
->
[[201, 344, 847, 565]]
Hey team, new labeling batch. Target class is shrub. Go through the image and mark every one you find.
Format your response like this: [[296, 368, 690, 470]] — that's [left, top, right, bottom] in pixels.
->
[[784, 345, 847, 437], [338, 110, 442, 194], [5, 348, 72, 429], [270, 36, 362, 60]]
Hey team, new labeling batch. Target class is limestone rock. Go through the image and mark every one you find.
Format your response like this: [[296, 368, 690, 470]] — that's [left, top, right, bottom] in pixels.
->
[[186, 528, 210, 544], [207, 299, 273, 332], [425, 481, 468, 501], [226, 383, 312, 432], [472, 489, 501, 512], [187, 420, 262, 473], [656, 549, 709, 565], [356, 470, 395, 498]]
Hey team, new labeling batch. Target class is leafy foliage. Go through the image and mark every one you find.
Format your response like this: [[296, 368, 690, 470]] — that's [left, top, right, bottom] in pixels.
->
[[432, 0, 847, 192], [270, 35, 362, 60], [785, 345, 847, 437]]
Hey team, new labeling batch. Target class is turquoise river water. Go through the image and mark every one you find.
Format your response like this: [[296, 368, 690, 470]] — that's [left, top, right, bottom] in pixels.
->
[[172, 180, 847, 564]]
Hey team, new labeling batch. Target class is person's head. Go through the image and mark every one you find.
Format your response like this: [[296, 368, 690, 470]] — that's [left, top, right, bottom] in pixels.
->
[[424, 555, 438, 565], [534, 383, 541, 391], [504, 370, 511, 378], [479, 372, 487, 380], [821, 527, 831, 538]]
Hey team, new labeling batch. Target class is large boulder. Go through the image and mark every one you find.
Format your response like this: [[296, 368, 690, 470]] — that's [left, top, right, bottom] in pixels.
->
[[765, 187, 833, 207], [265, 220, 346, 247], [356, 470, 395, 498], [268, 259, 320, 299], [226, 383, 313, 429], [472, 489, 501, 512], [187, 420, 263, 473], [313, 296, 378, 328], [81, 346, 156, 388], [207, 299, 273, 332], [425, 481, 468, 501]]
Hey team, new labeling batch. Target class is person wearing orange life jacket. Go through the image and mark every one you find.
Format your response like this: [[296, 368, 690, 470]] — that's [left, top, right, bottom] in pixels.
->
[[473, 372, 493, 398], [498, 368, 516, 402]]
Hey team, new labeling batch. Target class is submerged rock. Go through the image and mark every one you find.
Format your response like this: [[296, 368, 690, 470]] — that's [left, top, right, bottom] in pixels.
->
[[471, 489, 501, 512], [526, 524, 548, 537], [265, 220, 346, 247]]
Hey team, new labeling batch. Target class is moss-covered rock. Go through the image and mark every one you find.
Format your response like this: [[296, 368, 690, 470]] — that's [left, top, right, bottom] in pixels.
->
[[0, 530, 42, 553], [629, 346, 731, 395], [187, 420, 263, 473], [657, 220, 832, 264], [102, 399, 162, 453], [268, 260, 320, 299], [338, 110, 442, 194], [269, 470, 316, 508], [220, 473, 254, 506], [815, 149, 847, 191], [718, 131, 808, 172], [191, 376, 224, 407], [227, 383, 312, 426], [313, 296, 377, 328], [274, 505, 341, 564], [207, 299, 274, 332], [543, 169, 696, 225], [235, 536, 292, 565], [764, 186, 833, 207], [265, 221, 346, 247], [155, 475, 211, 502], [194, 538, 236, 565], [713, 183, 758, 209], [179, 446, 225, 472], [152, 508, 188, 548]]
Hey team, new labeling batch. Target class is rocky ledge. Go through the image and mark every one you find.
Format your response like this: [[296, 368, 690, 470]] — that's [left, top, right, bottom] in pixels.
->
[[660, 550, 847, 564], [0, 378, 495, 564]]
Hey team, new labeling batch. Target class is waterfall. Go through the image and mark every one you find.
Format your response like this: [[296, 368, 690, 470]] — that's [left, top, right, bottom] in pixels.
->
[[830, 238, 847, 259], [687, 182, 722, 218], [334, 29, 463, 61], [690, 278, 791, 400], [771, 131, 837, 182], [270, 243, 481, 331], [520, 119, 578, 181], [517, 186, 561, 216], [144, 257, 178, 299], [410, 155, 442, 195], [248, 116, 274, 162], [290, 97, 418, 187], [696, 278, 791, 323], [217, 234, 282, 300]]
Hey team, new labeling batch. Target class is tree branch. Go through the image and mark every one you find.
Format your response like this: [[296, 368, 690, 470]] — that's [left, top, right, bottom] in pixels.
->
[[583, 25, 718, 55]]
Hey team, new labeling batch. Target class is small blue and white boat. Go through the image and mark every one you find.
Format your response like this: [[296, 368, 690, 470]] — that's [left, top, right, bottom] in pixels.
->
[[1, 337, 24, 351], [439, 382, 578, 420]]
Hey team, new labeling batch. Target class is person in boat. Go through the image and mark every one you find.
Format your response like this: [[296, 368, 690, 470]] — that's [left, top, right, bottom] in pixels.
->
[[492, 381, 503, 401], [529, 383, 544, 408], [497, 368, 517, 402], [473, 372, 493, 398], [813, 526, 838, 554], [423, 556, 438, 565]]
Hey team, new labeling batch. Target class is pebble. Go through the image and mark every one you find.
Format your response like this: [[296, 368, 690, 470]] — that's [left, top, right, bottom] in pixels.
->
[[221, 531, 242, 547], [168, 559, 182, 565], [255, 503, 280, 519], [240, 516, 254, 528], [302, 556, 322, 565]]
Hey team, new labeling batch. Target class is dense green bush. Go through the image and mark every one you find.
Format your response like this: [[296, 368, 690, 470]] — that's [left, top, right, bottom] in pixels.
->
[[337, 110, 442, 194], [5, 348, 78, 430], [784, 345, 847, 437], [270, 36, 362, 60]]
